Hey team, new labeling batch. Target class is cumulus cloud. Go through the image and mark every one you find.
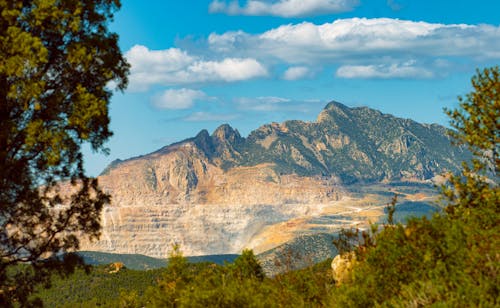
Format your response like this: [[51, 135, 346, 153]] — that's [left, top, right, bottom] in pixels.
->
[[283, 66, 312, 80], [214, 18, 484, 61], [183, 112, 239, 122], [336, 62, 434, 79], [127, 18, 500, 85], [126, 45, 268, 91], [207, 18, 500, 78], [209, 0, 358, 17], [152, 88, 207, 110], [189, 58, 268, 82]]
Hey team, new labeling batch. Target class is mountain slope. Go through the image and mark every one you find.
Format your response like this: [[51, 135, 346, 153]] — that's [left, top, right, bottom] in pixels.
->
[[78, 101, 467, 257], [104, 101, 468, 184], [234, 101, 467, 182]]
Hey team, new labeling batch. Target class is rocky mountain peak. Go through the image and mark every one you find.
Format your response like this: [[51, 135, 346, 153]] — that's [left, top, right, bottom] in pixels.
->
[[192, 129, 215, 157], [324, 100, 350, 111], [212, 124, 242, 145], [101, 101, 469, 185], [317, 101, 351, 123], [194, 129, 210, 140]]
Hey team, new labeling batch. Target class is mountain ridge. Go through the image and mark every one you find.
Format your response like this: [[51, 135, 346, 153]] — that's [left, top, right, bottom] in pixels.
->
[[79, 101, 468, 258], [102, 101, 468, 183]]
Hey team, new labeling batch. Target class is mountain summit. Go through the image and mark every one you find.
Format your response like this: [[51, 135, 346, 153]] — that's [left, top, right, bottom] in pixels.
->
[[105, 101, 467, 184], [84, 102, 468, 257]]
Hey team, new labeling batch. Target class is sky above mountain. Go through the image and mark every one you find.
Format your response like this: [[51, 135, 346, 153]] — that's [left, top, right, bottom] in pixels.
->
[[84, 0, 500, 176]]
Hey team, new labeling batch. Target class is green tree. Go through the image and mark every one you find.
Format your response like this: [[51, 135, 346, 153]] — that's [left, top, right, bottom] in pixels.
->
[[0, 0, 128, 305], [328, 67, 500, 306], [229, 249, 265, 282], [443, 66, 500, 217]]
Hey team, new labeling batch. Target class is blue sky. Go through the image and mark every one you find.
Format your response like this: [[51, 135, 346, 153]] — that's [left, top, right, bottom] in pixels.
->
[[84, 0, 500, 176]]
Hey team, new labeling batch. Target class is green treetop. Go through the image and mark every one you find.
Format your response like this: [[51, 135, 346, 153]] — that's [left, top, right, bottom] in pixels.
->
[[444, 66, 499, 218]]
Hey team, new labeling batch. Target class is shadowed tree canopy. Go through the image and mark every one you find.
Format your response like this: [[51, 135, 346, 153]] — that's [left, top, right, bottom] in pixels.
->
[[0, 0, 128, 304]]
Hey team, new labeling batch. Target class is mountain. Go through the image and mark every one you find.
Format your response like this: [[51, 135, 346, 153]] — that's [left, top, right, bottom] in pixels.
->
[[104, 101, 467, 183], [78, 101, 468, 258]]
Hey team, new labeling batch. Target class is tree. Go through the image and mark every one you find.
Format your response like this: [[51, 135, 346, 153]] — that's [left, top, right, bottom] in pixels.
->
[[329, 67, 499, 306], [230, 249, 265, 281], [0, 0, 128, 305], [443, 66, 500, 217]]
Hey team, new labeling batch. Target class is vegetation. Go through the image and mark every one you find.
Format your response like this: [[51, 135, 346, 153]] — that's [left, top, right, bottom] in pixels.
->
[[33, 264, 164, 307], [1, 5, 496, 301], [43, 66, 492, 307], [327, 67, 499, 306], [77, 251, 239, 270], [33, 248, 336, 307], [0, 0, 128, 305]]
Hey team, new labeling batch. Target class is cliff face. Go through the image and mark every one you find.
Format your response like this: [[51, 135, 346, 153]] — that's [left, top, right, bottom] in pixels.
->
[[84, 145, 342, 257], [98, 146, 341, 206], [79, 101, 468, 257]]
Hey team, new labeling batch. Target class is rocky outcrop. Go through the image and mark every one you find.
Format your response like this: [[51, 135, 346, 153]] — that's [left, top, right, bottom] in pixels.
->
[[331, 251, 357, 285], [108, 262, 125, 274]]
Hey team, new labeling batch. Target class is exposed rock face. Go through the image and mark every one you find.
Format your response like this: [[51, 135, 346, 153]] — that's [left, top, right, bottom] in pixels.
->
[[79, 101, 469, 258], [84, 156, 342, 256], [331, 251, 357, 285]]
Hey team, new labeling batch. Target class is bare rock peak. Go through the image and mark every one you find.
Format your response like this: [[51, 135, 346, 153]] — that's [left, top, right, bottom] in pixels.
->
[[212, 124, 241, 143], [99, 101, 468, 184], [324, 100, 350, 111], [195, 129, 210, 140]]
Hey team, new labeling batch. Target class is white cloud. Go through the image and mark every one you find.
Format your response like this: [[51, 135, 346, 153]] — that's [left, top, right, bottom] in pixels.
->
[[255, 18, 477, 61], [126, 45, 194, 73], [189, 58, 268, 82], [236, 96, 292, 111], [207, 18, 500, 78], [283, 66, 311, 80], [209, 0, 358, 17], [127, 18, 500, 86], [183, 112, 239, 122], [126, 45, 268, 91], [208, 30, 250, 53], [152, 88, 207, 110], [336, 62, 434, 79]]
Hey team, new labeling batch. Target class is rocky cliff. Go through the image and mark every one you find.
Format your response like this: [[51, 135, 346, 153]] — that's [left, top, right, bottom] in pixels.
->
[[79, 101, 468, 257]]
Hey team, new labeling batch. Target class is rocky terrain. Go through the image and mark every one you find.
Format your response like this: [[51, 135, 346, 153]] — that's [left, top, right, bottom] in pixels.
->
[[79, 101, 468, 258]]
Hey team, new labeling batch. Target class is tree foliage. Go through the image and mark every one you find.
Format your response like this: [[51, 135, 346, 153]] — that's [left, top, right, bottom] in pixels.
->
[[138, 248, 333, 307], [0, 0, 128, 305], [329, 67, 500, 306], [443, 66, 500, 218]]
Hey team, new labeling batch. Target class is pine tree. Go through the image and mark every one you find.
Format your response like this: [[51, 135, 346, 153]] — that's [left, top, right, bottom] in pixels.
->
[[0, 1, 129, 305]]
